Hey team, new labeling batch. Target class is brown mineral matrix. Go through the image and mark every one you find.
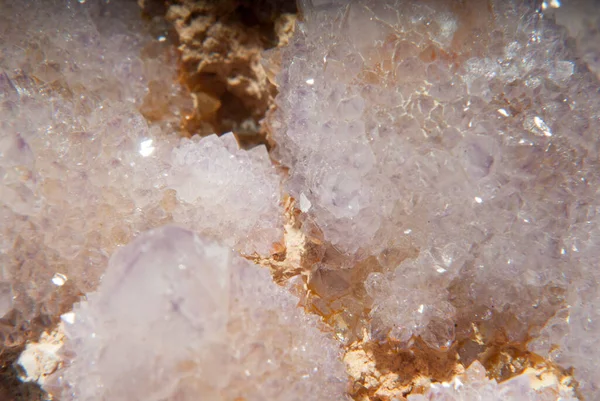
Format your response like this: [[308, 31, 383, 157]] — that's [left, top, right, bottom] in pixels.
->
[[162, 0, 296, 143], [251, 200, 579, 401]]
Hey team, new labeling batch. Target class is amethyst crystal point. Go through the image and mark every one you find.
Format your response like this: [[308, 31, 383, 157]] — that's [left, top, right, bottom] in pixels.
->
[[50, 226, 346, 401]]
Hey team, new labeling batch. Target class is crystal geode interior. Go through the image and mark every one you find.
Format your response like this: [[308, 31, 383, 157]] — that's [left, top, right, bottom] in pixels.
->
[[50, 226, 345, 401], [1, 0, 599, 400]]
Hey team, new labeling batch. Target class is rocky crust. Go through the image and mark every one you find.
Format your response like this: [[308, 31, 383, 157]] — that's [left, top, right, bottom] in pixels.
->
[[161, 0, 296, 146]]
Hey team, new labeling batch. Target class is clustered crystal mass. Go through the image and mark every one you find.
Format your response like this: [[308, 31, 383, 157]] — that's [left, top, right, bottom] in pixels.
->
[[0, 0, 599, 400]]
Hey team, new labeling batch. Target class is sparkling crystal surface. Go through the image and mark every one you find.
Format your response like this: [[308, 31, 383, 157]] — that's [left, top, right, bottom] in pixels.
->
[[0, 0, 282, 344], [1, 0, 599, 400], [271, 1, 600, 397], [167, 133, 283, 256], [50, 226, 346, 401]]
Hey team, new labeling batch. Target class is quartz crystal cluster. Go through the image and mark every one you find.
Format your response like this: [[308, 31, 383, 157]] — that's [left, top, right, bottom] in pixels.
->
[[1, 0, 600, 400], [271, 0, 600, 398], [0, 0, 282, 347], [49, 226, 346, 401], [0, 0, 169, 341], [168, 133, 283, 256]]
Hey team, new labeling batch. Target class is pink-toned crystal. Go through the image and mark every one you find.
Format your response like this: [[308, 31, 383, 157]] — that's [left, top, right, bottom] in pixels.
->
[[49, 226, 346, 401]]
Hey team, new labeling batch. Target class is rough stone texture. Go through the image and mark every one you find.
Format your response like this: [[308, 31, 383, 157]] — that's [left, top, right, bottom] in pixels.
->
[[165, 0, 297, 143], [17, 324, 64, 388], [343, 337, 460, 400], [46, 226, 347, 401], [341, 332, 580, 401], [270, 0, 600, 398], [0, 344, 47, 401], [407, 361, 577, 401]]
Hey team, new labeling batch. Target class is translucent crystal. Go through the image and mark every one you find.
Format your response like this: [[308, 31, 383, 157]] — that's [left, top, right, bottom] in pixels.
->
[[273, 1, 600, 397], [48, 226, 346, 401], [2, 0, 599, 399], [0, 0, 282, 338], [168, 133, 283, 256]]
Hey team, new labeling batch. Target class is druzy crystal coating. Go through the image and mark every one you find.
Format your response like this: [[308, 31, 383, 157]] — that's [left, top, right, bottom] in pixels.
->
[[1, 0, 599, 400]]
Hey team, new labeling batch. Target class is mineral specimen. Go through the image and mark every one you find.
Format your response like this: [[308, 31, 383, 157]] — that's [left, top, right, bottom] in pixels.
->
[[271, 0, 600, 398], [1, 0, 599, 400], [43, 226, 346, 401], [0, 0, 281, 353], [167, 133, 283, 256]]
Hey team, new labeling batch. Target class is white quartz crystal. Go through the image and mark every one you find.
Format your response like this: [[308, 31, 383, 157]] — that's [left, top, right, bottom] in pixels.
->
[[168, 133, 283, 256], [0, 0, 282, 338], [2, 0, 600, 399], [272, 0, 600, 397], [48, 226, 346, 401]]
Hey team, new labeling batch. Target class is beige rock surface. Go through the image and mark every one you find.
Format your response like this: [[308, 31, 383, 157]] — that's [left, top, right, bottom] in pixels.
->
[[165, 0, 296, 145]]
